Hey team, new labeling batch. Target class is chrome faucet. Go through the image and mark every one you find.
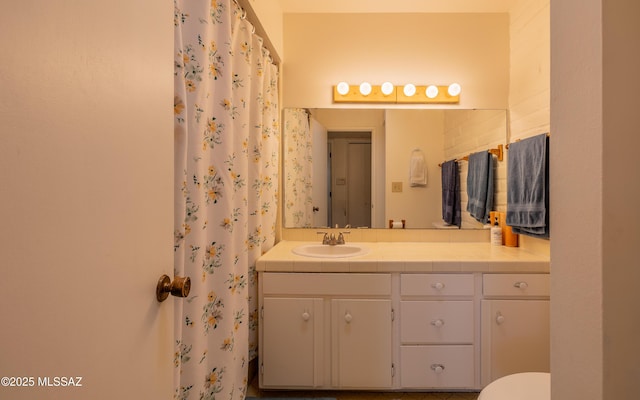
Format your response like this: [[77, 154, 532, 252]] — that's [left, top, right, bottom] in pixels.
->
[[317, 231, 349, 245]]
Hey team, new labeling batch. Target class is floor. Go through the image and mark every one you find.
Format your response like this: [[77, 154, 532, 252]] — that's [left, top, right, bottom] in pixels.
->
[[247, 378, 479, 400]]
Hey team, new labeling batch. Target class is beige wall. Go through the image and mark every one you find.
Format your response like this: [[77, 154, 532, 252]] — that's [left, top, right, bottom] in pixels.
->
[[283, 13, 510, 109], [600, 0, 640, 395], [552, 0, 640, 398], [241, 0, 284, 59], [385, 110, 445, 228], [313, 109, 386, 228]]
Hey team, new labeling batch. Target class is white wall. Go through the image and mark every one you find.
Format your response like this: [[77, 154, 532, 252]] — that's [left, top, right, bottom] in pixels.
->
[[509, 0, 550, 141], [443, 109, 508, 228], [507, 0, 550, 253], [283, 13, 509, 109]]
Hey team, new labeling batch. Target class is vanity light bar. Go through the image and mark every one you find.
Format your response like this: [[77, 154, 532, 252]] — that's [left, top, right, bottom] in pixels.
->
[[333, 82, 461, 104], [333, 82, 397, 103]]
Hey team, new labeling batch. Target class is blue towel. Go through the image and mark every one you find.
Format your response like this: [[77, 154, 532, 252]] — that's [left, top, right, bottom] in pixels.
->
[[441, 160, 461, 228], [506, 133, 549, 238], [466, 151, 494, 224]]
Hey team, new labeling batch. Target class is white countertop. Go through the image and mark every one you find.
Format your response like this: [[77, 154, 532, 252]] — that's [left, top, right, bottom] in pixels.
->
[[256, 240, 550, 273]]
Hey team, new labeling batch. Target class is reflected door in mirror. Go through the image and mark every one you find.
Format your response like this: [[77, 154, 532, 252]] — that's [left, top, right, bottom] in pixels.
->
[[330, 138, 371, 228]]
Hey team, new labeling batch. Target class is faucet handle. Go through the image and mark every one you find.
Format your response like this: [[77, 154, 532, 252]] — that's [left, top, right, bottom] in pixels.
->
[[316, 231, 330, 244], [337, 231, 350, 244]]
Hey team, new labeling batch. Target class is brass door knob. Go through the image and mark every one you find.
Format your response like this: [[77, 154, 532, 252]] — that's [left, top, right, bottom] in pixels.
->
[[156, 274, 191, 302]]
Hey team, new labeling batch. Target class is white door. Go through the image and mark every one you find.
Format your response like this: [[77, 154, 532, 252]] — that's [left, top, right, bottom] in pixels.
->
[[0, 1, 174, 399], [347, 142, 372, 227]]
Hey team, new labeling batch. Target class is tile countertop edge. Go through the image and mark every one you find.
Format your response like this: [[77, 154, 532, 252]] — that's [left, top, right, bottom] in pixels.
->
[[256, 240, 550, 273]]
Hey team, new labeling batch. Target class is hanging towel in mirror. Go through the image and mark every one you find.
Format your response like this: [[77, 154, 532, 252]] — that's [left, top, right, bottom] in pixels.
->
[[466, 151, 494, 224], [409, 149, 427, 187], [506, 133, 549, 238], [441, 160, 461, 227]]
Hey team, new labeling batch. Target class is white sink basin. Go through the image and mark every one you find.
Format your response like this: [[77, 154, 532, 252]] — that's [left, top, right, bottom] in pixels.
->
[[292, 244, 370, 258]]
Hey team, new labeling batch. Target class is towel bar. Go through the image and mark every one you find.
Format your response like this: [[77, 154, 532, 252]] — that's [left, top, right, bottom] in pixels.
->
[[438, 144, 503, 166]]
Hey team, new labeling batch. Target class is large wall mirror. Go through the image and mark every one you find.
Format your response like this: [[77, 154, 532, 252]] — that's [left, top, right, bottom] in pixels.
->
[[283, 108, 507, 229]]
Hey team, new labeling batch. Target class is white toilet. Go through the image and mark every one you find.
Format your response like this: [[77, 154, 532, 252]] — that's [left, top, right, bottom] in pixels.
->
[[478, 372, 550, 400]]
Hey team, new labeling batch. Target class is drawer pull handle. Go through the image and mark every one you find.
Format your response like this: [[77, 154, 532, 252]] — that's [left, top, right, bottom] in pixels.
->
[[514, 281, 529, 290], [431, 319, 445, 328], [496, 312, 505, 325], [431, 282, 445, 291], [301, 311, 310, 321], [431, 364, 445, 373], [344, 312, 353, 323]]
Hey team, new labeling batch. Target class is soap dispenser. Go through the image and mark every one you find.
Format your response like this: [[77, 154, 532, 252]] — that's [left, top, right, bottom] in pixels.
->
[[491, 215, 503, 246]]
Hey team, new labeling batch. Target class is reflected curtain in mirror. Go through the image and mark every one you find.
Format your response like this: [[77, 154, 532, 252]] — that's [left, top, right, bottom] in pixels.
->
[[283, 108, 313, 227]]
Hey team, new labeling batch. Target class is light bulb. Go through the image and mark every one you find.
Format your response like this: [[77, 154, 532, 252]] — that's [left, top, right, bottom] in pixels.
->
[[426, 85, 439, 99], [403, 84, 416, 97], [381, 82, 394, 96], [359, 82, 372, 96], [447, 83, 461, 96], [337, 82, 350, 95]]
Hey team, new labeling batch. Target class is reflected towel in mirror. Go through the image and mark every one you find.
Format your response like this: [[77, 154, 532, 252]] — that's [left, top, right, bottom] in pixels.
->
[[409, 149, 427, 186], [441, 160, 461, 228], [466, 151, 494, 224]]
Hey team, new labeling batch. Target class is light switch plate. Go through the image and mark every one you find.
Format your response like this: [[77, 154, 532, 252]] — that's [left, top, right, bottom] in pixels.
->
[[392, 182, 403, 192]]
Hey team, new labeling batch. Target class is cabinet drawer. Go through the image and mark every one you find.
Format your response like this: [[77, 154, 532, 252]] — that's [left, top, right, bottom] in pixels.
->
[[400, 345, 475, 388], [262, 273, 391, 296], [401, 274, 474, 296], [483, 274, 549, 297], [400, 301, 474, 344]]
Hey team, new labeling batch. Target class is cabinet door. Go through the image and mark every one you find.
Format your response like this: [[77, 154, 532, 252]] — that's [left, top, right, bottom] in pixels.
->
[[481, 300, 550, 386], [261, 297, 323, 388], [332, 299, 392, 388]]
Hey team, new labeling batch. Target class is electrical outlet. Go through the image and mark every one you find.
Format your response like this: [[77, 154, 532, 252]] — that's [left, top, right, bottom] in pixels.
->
[[392, 182, 403, 192]]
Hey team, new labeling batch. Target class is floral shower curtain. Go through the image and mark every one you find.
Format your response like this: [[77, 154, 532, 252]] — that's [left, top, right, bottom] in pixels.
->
[[173, 0, 279, 398], [283, 108, 313, 227]]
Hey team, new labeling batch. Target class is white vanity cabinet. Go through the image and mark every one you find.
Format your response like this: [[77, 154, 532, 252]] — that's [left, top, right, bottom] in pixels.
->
[[480, 273, 550, 387], [256, 242, 551, 392], [259, 272, 393, 390], [399, 274, 478, 389]]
